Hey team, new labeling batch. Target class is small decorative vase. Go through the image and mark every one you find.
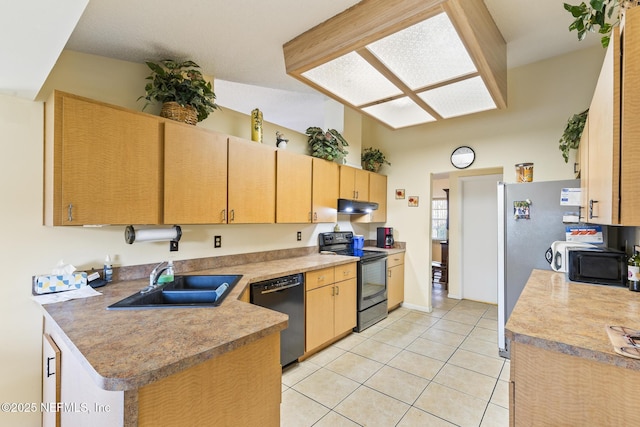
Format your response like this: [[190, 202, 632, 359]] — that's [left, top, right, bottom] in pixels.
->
[[251, 108, 263, 143], [160, 102, 198, 125]]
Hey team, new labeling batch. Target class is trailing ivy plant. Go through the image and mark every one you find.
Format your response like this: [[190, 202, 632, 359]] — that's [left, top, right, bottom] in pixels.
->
[[564, 0, 637, 47], [559, 109, 589, 163], [306, 127, 349, 163]]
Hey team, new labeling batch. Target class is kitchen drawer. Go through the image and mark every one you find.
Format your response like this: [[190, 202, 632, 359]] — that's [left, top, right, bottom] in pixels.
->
[[335, 262, 357, 283], [387, 253, 404, 268], [306, 267, 335, 291]]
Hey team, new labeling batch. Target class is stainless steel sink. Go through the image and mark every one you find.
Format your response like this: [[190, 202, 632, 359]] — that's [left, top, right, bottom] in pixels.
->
[[107, 275, 242, 310]]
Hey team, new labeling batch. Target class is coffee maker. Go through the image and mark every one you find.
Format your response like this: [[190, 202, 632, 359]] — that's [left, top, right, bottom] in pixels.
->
[[376, 227, 394, 248]]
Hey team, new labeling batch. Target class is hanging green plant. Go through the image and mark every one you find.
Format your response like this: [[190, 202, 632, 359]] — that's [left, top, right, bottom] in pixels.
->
[[559, 108, 589, 163], [305, 127, 349, 163], [563, 0, 639, 47]]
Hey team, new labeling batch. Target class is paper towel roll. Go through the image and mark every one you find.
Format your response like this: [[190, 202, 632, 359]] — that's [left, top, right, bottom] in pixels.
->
[[125, 225, 182, 244]]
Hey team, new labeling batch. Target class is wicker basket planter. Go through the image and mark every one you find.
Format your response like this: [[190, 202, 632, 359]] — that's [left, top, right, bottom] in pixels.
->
[[160, 102, 198, 125]]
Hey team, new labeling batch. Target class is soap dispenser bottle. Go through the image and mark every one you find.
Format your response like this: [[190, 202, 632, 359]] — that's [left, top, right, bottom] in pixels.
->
[[157, 260, 175, 284], [104, 255, 113, 282]]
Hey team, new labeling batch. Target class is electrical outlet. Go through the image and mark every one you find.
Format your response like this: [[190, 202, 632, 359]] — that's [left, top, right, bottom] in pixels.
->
[[214, 235, 222, 248], [297, 231, 302, 241]]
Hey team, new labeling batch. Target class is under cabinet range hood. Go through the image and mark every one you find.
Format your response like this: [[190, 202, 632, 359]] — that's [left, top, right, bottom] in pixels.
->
[[337, 198, 379, 214]]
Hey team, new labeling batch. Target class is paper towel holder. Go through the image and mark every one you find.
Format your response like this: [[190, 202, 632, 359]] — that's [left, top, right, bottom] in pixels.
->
[[125, 225, 182, 251]]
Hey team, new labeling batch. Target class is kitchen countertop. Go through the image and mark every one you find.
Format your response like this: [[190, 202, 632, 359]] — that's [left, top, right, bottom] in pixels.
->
[[506, 269, 640, 370], [41, 253, 363, 392]]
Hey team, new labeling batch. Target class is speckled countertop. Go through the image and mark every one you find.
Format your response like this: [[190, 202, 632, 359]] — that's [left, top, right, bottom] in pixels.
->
[[42, 253, 365, 392], [506, 269, 640, 370]]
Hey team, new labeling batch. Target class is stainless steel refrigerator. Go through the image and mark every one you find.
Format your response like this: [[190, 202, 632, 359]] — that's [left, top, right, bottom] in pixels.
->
[[497, 179, 580, 358]]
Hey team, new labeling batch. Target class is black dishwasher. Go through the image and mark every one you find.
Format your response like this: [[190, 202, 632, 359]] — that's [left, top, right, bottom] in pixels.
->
[[250, 273, 304, 367]]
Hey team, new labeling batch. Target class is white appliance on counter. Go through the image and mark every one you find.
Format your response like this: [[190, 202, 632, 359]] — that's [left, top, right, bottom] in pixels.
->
[[497, 179, 581, 358], [546, 240, 597, 272]]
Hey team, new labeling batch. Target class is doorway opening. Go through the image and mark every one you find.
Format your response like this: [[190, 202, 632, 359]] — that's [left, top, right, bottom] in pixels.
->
[[429, 167, 503, 305]]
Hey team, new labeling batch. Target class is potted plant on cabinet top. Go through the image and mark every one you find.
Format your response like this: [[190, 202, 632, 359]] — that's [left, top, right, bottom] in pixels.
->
[[564, 0, 639, 47], [559, 108, 589, 163], [306, 127, 349, 163], [138, 59, 219, 124], [361, 147, 390, 172]]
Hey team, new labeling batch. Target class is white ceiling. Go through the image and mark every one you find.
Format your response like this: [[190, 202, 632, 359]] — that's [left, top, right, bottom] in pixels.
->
[[2, 0, 601, 129]]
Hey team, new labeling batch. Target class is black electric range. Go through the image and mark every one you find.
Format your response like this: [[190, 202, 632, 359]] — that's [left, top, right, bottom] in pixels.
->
[[319, 232, 386, 261], [319, 231, 389, 332]]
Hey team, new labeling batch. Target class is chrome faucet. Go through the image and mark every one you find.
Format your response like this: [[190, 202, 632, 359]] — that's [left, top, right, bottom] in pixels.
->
[[141, 261, 170, 293]]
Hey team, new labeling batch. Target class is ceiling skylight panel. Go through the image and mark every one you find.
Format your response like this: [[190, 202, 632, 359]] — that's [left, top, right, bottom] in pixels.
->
[[418, 76, 496, 119], [366, 12, 477, 90], [301, 52, 402, 106], [362, 97, 436, 129]]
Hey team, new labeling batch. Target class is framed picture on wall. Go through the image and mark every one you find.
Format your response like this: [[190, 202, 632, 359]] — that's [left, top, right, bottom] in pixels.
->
[[408, 196, 419, 207], [395, 189, 405, 199]]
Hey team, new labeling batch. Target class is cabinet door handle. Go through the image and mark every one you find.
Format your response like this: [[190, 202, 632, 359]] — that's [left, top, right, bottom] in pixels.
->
[[331, 286, 335, 296], [318, 275, 324, 282], [221, 209, 226, 222], [230, 209, 235, 222], [589, 200, 599, 219], [67, 203, 73, 222], [46, 356, 56, 377], [388, 270, 392, 278], [313, 212, 317, 221], [336, 285, 340, 295]]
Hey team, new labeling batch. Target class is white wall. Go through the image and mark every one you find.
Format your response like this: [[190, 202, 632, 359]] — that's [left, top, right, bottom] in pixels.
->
[[0, 94, 48, 427], [363, 45, 605, 311]]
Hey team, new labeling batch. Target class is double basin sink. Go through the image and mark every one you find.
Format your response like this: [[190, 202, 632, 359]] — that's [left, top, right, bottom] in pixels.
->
[[107, 274, 242, 310]]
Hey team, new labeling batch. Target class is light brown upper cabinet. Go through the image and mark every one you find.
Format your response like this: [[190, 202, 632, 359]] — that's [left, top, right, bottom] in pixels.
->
[[620, 8, 640, 225], [227, 137, 276, 224], [44, 91, 162, 226], [353, 171, 387, 224], [311, 158, 339, 223], [582, 27, 619, 225], [368, 172, 387, 223], [163, 121, 228, 224], [276, 150, 312, 223], [583, 8, 640, 225], [339, 165, 369, 200]]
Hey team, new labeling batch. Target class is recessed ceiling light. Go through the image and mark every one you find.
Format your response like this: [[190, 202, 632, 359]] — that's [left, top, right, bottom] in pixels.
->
[[284, 0, 506, 129]]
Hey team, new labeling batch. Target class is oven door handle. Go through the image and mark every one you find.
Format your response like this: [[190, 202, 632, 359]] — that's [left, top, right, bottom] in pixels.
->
[[360, 256, 387, 264]]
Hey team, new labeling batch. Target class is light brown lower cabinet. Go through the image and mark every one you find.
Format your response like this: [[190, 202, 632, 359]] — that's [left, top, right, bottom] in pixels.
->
[[305, 263, 357, 352], [43, 319, 281, 427], [387, 253, 405, 311], [42, 334, 61, 427], [510, 341, 640, 426]]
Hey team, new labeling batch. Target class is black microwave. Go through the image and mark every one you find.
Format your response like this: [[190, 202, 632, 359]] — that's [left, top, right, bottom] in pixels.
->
[[567, 247, 627, 287]]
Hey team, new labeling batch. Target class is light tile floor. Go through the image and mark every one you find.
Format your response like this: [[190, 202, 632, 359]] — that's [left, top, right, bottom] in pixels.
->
[[281, 286, 509, 427]]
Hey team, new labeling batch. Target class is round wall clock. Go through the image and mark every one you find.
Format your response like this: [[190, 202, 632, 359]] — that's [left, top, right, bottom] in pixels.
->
[[451, 146, 475, 169]]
